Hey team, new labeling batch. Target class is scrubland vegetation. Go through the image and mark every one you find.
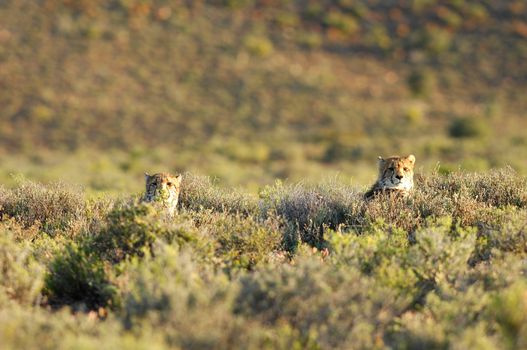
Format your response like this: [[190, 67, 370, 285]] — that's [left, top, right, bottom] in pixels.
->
[[2, 0, 527, 348], [1, 169, 527, 349]]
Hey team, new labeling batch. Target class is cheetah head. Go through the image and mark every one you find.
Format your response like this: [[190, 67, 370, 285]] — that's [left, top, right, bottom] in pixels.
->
[[143, 172, 183, 214], [377, 154, 415, 191]]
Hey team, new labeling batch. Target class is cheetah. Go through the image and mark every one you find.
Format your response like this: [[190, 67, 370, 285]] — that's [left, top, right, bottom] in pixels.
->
[[143, 172, 183, 215], [364, 155, 415, 199]]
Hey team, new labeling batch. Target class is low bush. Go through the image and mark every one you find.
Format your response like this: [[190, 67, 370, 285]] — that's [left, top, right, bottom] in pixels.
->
[[235, 254, 412, 349], [91, 203, 169, 263], [119, 245, 214, 326], [45, 242, 116, 309], [0, 180, 87, 237], [91, 202, 215, 263], [0, 221, 45, 305], [179, 173, 259, 215], [118, 245, 280, 349], [0, 303, 165, 350], [259, 180, 363, 251], [192, 210, 283, 270], [492, 281, 527, 349]]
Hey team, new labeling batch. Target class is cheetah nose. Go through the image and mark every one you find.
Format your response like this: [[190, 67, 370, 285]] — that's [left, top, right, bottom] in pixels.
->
[[396, 175, 403, 180]]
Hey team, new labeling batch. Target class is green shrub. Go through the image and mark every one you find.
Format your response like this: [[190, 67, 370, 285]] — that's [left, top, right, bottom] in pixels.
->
[[327, 222, 415, 291], [45, 242, 116, 309], [92, 203, 166, 262], [422, 285, 491, 337], [119, 245, 278, 349], [407, 69, 435, 97], [471, 208, 527, 264], [120, 245, 211, 325], [422, 27, 453, 54], [45, 201, 217, 309], [235, 255, 411, 349], [469, 252, 525, 292], [243, 35, 274, 57], [296, 31, 323, 49], [390, 311, 449, 350], [405, 218, 476, 286], [492, 281, 527, 348], [0, 303, 165, 350], [368, 25, 392, 50], [448, 117, 490, 139], [403, 102, 426, 125], [0, 222, 44, 305], [465, 3, 489, 23], [193, 210, 282, 270], [323, 11, 359, 35], [91, 202, 214, 264]]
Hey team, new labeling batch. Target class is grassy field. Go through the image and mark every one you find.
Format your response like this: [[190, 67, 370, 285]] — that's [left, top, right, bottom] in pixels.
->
[[1, 0, 527, 348]]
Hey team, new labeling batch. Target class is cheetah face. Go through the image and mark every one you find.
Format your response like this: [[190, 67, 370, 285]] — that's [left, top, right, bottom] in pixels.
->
[[143, 172, 182, 214], [378, 155, 415, 191]]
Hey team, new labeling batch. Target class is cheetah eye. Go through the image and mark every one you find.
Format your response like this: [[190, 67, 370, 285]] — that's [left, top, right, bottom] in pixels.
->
[[404, 167, 409, 171], [167, 182, 173, 187]]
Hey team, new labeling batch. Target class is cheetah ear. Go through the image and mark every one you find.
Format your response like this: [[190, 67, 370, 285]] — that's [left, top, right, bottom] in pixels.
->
[[144, 173, 151, 181], [407, 154, 416, 164], [174, 174, 183, 186], [377, 156, 385, 170]]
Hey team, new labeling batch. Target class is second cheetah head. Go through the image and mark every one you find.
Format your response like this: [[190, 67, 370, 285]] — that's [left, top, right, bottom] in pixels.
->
[[376, 154, 415, 192]]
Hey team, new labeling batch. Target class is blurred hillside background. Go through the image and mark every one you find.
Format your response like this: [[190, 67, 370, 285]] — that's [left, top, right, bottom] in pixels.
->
[[1, 0, 526, 194]]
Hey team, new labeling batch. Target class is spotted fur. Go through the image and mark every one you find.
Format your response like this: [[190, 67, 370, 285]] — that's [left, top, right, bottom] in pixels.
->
[[143, 172, 182, 215], [364, 155, 415, 199]]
